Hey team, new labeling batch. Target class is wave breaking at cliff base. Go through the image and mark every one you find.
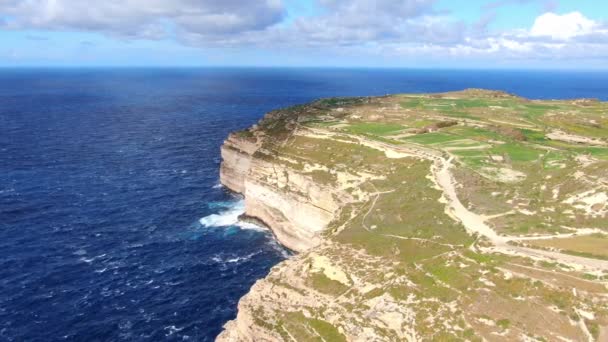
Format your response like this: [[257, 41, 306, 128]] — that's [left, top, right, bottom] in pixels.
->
[[199, 200, 266, 231]]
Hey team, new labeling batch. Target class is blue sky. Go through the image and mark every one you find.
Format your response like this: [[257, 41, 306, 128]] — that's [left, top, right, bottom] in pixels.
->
[[0, 0, 607, 68]]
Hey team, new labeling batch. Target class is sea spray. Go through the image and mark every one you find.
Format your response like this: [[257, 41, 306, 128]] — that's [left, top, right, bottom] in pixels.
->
[[200, 199, 267, 231], [200, 199, 291, 258]]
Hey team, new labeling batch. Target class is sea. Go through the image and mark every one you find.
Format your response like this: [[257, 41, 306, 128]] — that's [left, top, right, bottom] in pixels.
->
[[1, 68, 608, 341]]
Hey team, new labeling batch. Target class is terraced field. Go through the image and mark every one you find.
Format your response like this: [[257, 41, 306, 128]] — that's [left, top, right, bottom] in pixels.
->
[[303, 90, 608, 238]]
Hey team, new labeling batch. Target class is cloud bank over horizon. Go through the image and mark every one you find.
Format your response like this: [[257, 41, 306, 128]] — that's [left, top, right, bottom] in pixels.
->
[[0, 0, 607, 67]]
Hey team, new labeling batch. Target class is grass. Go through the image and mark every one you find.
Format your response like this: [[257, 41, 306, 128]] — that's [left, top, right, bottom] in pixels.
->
[[491, 143, 542, 162], [409, 119, 438, 128], [344, 122, 405, 136], [588, 320, 600, 340], [452, 150, 486, 158], [447, 126, 504, 141], [452, 150, 489, 169], [463, 250, 501, 265], [279, 135, 387, 170], [279, 311, 347, 342], [527, 234, 608, 260], [584, 147, 608, 159], [400, 98, 424, 108], [400, 97, 498, 119], [235, 129, 255, 138], [425, 98, 495, 110], [402, 271, 459, 302], [316, 97, 366, 108], [360, 134, 403, 145], [308, 169, 337, 185], [497, 319, 511, 330], [521, 129, 546, 142], [309, 272, 349, 296], [309, 318, 347, 342], [545, 140, 608, 160], [335, 160, 472, 263], [401, 126, 503, 164], [305, 120, 341, 128], [425, 261, 470, 290], [403, 132, 464, 145], [545, 116, 608, 139], [542, 151, 570, 169]]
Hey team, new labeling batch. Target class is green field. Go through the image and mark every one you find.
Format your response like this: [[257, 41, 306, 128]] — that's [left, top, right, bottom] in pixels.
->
[[344, 122, 405, 135]]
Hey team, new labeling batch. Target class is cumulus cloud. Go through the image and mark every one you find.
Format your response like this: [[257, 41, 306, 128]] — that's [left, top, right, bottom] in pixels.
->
[[0, 0, 459, 46], [373, 10, 608, 65], [530, 12, 598, 40], [176, 0, 465, 49], [293, 0, 464, 46], [1, 0, 607, 65], [448, 11, 608, 62], [0, 0, 286, 39]]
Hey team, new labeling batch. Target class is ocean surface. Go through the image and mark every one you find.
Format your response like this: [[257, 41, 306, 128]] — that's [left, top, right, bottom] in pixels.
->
[[2, 68, 608, 341]]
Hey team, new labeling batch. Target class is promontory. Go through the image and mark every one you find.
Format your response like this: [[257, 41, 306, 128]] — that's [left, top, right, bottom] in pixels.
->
[[217, 89, 608, 341]]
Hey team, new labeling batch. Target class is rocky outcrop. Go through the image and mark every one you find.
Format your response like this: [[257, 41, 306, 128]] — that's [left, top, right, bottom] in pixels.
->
[[242, 161, 339, 252], [219, 132, 343, 252]]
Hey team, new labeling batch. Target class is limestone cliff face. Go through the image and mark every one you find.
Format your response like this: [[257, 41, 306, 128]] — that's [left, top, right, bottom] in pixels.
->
[[243, 158, 339, 252], [219, 133, 258, 194], [219, 132, 341, 252]]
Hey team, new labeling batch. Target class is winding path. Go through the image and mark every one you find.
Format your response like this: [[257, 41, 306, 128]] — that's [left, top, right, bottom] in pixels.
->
[[429, 145, 608, 271], [302, 127, 608, 271]]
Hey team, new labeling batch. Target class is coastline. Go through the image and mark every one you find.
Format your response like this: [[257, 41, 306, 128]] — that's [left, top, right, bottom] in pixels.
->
[[218, 127, 344, 253], [215, 91, 608, 341]]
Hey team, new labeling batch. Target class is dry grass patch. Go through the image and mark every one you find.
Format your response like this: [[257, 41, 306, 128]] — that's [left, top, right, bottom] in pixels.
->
[[526, 234, 608, 260]]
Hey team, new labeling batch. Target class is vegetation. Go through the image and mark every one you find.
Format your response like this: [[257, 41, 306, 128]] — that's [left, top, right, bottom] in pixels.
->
[[226, 89, 608, 342], [528, 234, 608, 260], [344, 122, 405, 136]]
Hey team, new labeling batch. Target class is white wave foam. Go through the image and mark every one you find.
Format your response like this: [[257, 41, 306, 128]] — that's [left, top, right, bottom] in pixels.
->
[[199, 200, 245, 227], [199, 199, 267, 231], [79, 253, 107, 264], [164, 325, 184, 337], [267, 238, 292, 258], [211, 251, 262, 265], [237, 221, 267, 231]]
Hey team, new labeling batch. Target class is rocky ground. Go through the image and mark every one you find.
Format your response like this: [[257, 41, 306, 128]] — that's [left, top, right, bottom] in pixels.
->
[[217, 89, 608, 341]]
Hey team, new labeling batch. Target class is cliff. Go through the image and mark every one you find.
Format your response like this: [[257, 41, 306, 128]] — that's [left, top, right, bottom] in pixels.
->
[[217, 90, 608, 341], [220, 130, 346, 252]]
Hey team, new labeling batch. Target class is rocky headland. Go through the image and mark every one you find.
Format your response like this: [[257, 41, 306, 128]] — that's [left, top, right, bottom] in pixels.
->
[[217, 90, 608, 341]]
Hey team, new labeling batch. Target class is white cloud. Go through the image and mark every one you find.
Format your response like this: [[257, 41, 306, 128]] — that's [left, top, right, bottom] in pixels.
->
[[530, 12, 597, 40], [0, 0, 286, 39], [420, 11, 608, 63], [1, 1, 608, 66], [287, 0, 448, 45], [177, 0, 463, 49], [0, 0, 455, 46]]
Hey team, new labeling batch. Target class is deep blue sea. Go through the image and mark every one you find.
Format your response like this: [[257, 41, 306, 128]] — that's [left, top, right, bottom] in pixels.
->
[[1, 68, 608, 341]]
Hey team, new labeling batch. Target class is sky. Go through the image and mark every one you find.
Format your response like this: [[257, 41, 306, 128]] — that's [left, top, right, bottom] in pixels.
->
[[0, 0, 606, 68]]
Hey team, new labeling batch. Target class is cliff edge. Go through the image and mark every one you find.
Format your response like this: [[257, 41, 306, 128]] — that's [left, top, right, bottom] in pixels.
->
[[219, 108, 348, 252]]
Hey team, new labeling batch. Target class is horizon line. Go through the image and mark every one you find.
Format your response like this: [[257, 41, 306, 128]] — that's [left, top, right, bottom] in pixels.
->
[[0, 65, 607, 72]]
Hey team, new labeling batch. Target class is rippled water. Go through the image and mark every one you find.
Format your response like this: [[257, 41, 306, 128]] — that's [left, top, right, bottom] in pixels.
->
[[1, 68, 607, 341]]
